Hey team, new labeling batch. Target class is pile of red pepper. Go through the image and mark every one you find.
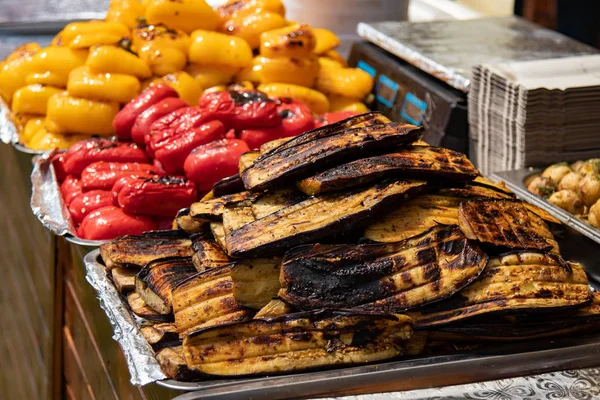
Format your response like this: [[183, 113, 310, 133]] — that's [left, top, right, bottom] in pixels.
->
[[54, 84, 359, 240]]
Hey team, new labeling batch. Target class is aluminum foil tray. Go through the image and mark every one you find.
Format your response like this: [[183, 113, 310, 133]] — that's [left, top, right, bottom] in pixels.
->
[[30, 151, 108, 247], [84, 244, 600, 397]]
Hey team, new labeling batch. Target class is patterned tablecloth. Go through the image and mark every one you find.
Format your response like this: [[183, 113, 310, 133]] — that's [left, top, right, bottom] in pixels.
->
[[330, 368, 600, 400]]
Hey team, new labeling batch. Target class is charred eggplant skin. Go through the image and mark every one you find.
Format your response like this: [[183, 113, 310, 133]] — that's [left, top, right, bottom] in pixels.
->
[[279, 225, 487, 313]]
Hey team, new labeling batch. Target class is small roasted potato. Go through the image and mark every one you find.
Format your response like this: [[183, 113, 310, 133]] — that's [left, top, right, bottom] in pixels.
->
[[571, 160, 585, 171], [526, 175, 555, 198], [577, 159, 600, 176], [548, 190, 583, 215], [589, 200, 600, 228], [542, 163, 571, 185], [557, 171, 583, 192], [579, 174, 600, 207]]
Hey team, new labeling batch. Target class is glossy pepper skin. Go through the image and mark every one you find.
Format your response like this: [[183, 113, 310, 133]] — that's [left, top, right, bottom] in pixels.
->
[[77, 206, 157, 240], [68, 190, 116, 224], [67, 66, 141, 104], [86, 45, 152, 79], [46, 92, 119, 136], [154, 120, 226, 174], [238, 98, 314, 149], [62, 139, 149, 176], [11, 84, 62, 116], [184, 138, 250, 191], [51, 153, 68, 182], [80, 161, 157, 190], [131, 97, 187, 146], [314, 111, 361, 128], [60, 176, 83, 206], [145, 106, 213, 156], [197, 90, 281, 131], [113, 83, 179, 141], [116, 176, 197, 217]]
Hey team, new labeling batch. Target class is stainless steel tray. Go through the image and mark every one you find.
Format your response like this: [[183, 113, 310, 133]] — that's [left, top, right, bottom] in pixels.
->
[[492, 168, 600, 283], [83, 247, 600, 398]]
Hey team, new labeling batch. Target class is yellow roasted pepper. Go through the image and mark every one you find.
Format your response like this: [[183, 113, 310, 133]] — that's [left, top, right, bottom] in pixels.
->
[[30, 47, 88, 86], [185, 64, 238, 88], [132, 25, 190, 76], [313, 28, 340, 55], [58, 21, 130, 48], [328, 95, 369, 113], [223, 11, 287, 49], [189, 30, 253, 68], [228, 81, 254, 91], [316, 67, 373, 99], [0, 44, 39, 103], [20, 117, 45, 145], [203, 85, 227, 95], [28, 128, 88, 150], [105, 0, 146, 29], [241, 55, 319, 87], [46, 92, 119, 136], [217, 0, 285, 24], [145, 0, 219, 34], [318, 56, 343, 71], [86, 45, 152, 78], [162, 71, 203, 105], [323, 49, 347, 67], [259, 24, 315, 59], [11, 84, 62, 116], [258, 83, 329, 114], [67, 66, 141, 103]]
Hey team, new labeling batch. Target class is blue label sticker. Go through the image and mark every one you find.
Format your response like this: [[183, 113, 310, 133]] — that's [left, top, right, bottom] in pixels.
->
[[400, 92, 427, 125], [357, 60, 376, 77], [375, 74, 399, 108]]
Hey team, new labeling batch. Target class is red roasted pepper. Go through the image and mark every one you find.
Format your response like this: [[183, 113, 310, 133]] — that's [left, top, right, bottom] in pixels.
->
[[314, 111, 360, 128], [62, 139, 149, 176], [68, 190, 116, 224], [145, 107, 214, 157], [51, 153, 68, 182], [184, 138, 250, 191], [197, 90, 282, 131], [80, 161, 157, 190], [111, 175, 139, 200], [77, 206, 157, 240], [60, 175, 83, 206], [130, 97, 187, 147], [113, 83, 180, 140], [239, 98, 314, 149], [154, 120, 226, 174], [116, 176, 198, 217]]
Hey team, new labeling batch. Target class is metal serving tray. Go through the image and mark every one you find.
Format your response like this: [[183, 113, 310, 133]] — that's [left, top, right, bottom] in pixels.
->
[[492, 168, 600, 282], [84, 247, 600, 399]]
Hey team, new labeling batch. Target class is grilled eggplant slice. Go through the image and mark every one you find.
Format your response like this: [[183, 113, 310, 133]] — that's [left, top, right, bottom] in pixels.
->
[[212, 174, 245, 196], [172, 265, 253, 338], [297, 147, 478, 196], [210, 222, 227, 251], [258, 112, 390, 159], [412, 251, 591, 328], [458, 199, 557, 252], [231, 258, 282, 309], [174, 208, 206, 234], [127, 292, 172, 322], [100, 230, 193, 270], [222, 203, 256, 235], [135, 257, 197, 315], [183, 310, 413, 377], [238, 151, 261, 174], [111, 267, 138, 293], [279, 225, 488, 313], [140, 323, 180, 350], [156, 346, 201, 381], [227, 180, 427, 257], [242, 122, 423, 191], [251, 187, 307, 219], [191, 234, 230, 272], [189, 192, 257, 222], [254, 299, 293, 319]]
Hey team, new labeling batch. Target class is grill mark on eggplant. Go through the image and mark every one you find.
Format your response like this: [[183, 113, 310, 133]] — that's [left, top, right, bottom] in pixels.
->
[[279, 225, 487, 313], [242, 122, 423, 191], [297, 146, 477, 195], [191, 235, 231, 272], [212, 174, 245, 196], [189, 192, 258, 221], [226, 180, 427, 257]]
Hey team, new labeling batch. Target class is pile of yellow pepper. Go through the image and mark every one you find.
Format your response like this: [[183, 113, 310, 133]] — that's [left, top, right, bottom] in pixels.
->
[[0, 0, 373, 151]]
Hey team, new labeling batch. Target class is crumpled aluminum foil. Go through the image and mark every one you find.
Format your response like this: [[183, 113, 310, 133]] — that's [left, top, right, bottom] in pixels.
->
[[83, 249, 167, 386], [30, 152, 108, 246], [0, 99, 18, 145]]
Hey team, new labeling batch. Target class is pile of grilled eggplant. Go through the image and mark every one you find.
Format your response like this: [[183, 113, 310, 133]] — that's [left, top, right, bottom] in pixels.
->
[[99, 112, 599, 381]]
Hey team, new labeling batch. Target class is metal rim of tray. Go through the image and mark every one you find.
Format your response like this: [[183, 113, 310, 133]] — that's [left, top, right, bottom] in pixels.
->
[[65, 234, 108, 247], [13, 142, 46, 155]]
